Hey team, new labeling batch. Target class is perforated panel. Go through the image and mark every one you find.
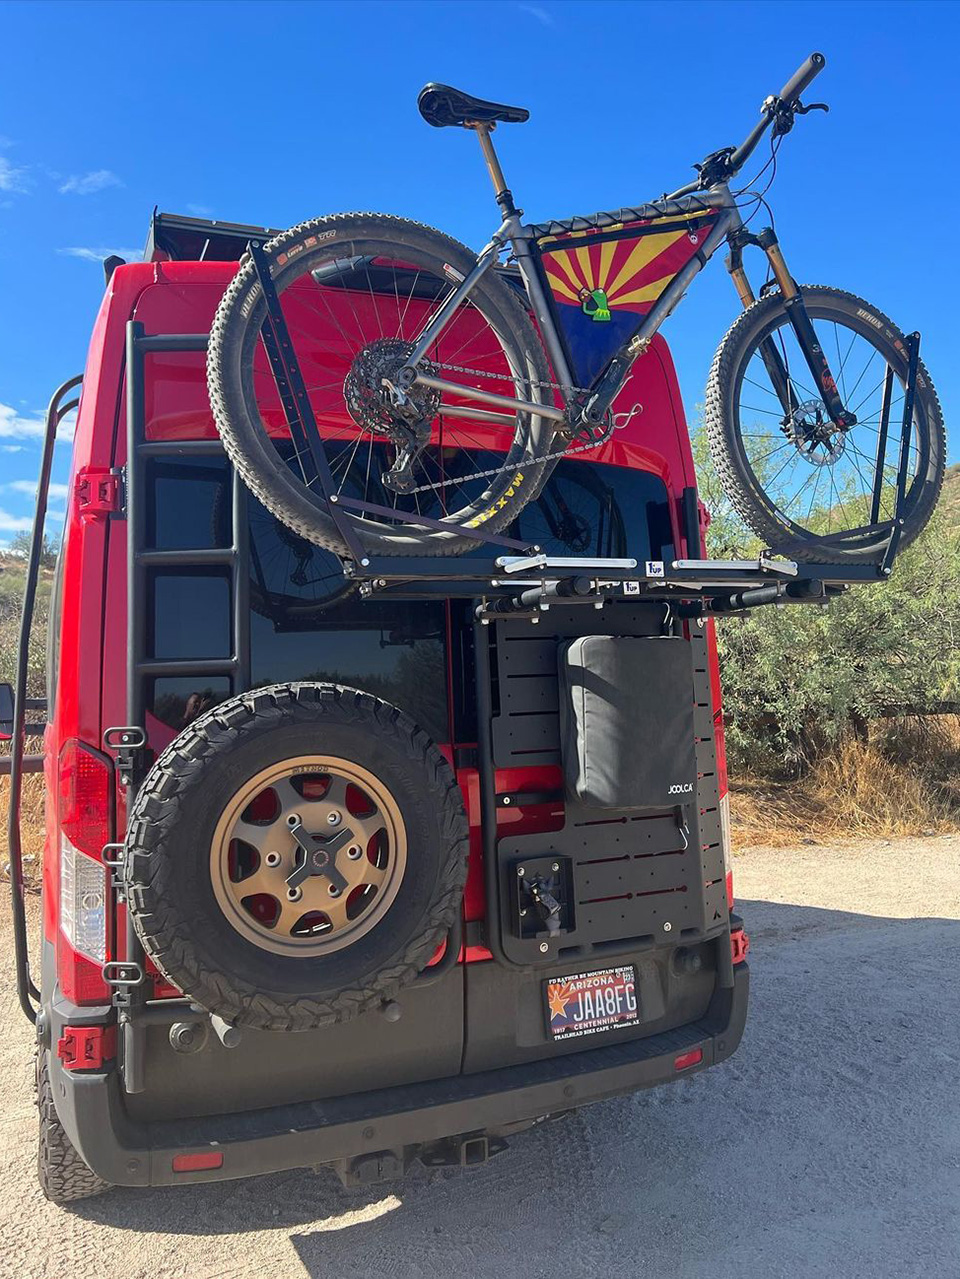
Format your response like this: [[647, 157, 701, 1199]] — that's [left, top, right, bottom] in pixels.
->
[[491, 607, 663, 769], [491, 608, 728, 967]]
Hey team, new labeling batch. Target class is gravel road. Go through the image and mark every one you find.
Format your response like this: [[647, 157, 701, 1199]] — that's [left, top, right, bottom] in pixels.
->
[[2, 836, 958, 1279]]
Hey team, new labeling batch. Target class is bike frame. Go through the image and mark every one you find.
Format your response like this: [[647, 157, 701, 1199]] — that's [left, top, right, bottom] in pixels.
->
[[398, 123, 852, 435]]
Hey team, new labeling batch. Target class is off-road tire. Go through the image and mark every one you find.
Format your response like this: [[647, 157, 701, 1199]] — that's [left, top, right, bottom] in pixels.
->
[[37, 1049, 111, 1204], [207, 213, 557, 558], [123, 683, 469, 1031], [705, 285, 946, 562]]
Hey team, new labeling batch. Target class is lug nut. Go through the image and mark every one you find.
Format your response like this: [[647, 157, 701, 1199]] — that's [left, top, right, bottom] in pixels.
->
[[329, 885, 341, 898], [327, 811, 342, 827], [265, 851, 281, 867], [287, 886, 302, 902], [347, 845, 362, 860], [286, 814, 299, 827]]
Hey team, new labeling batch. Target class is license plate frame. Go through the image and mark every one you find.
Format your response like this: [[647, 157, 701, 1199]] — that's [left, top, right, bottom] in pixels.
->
[[543, 964, 640, 1041]]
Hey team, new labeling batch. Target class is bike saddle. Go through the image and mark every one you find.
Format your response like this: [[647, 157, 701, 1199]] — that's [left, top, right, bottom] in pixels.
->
[[417, 82, 530, 129]]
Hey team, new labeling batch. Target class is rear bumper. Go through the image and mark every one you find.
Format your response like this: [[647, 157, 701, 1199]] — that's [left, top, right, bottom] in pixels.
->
[[52, 964, 748, 1187]]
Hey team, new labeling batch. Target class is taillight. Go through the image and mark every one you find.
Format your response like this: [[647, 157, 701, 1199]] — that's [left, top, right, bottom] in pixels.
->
[[57, 739, 112, 1004], [719, 791, 734, 910], [674, 1047, 704, 1071], [59, 738, 111, 856], [61, 835, 108, 963], [172, 1151, 224, 1173]]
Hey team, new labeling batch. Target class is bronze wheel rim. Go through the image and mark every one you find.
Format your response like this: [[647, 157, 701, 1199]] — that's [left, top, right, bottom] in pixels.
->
[[210, 755, 407, 956]]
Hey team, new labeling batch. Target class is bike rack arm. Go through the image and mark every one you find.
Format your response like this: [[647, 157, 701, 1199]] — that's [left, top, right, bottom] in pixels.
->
[[6, 374, 81, 1023]]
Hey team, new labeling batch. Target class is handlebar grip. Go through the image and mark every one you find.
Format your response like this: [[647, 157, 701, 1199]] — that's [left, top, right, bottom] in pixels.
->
[[777, 52, 826, 105]]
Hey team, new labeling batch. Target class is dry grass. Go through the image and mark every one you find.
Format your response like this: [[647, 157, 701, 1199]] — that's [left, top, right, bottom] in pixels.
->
[[0, 771, 46, 892], [4, 720, 959, 877], [730, 716, 960, 848]]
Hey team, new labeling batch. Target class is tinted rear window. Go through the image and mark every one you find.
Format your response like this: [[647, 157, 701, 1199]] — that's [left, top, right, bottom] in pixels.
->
[[143, 453, 675, 744]]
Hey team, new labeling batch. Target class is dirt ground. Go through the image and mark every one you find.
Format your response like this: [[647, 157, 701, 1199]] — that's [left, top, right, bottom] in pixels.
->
[[2, 836, 958, 1279]]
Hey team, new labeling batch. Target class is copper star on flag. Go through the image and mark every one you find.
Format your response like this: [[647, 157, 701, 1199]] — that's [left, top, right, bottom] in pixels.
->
[[548, 982, 572, 1021]]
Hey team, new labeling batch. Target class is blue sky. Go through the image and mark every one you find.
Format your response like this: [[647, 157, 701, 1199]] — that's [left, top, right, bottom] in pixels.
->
[[1, 0, 957, 545]]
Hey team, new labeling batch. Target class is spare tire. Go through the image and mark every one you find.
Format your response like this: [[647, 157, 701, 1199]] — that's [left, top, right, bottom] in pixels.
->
[[123, 683, 468, 1031]]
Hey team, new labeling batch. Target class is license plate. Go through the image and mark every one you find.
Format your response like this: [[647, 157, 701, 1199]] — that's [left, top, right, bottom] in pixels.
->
[[544, 965, 639, 1040]]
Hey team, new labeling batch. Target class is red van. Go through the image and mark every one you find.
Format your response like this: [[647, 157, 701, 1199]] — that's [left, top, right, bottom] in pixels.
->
[[4, 213, 748, 1204]]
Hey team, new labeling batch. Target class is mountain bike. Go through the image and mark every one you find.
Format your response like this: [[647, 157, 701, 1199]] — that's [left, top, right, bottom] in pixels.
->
[[207, 52, 945, 563]]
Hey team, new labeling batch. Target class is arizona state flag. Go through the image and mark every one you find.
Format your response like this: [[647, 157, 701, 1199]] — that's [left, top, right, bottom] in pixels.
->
[[537, 210, 717, 387]]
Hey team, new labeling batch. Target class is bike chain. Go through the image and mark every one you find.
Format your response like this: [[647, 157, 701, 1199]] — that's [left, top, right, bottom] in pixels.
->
[[398, 359, 624, 496]]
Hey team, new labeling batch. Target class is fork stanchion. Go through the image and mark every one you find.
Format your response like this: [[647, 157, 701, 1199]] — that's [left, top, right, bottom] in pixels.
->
[[879, 331, 920, 578]]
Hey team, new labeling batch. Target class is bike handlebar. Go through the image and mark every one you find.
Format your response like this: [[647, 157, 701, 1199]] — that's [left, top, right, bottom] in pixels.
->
[[726, 52, 827, 178], [665, 53, 828, 197], [778, 51, 826, 105]]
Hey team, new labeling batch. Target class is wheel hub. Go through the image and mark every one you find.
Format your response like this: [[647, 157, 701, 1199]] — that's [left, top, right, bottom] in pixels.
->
[[343, 339, 440, 436], [210, 756, 406, 956], [786, 398, 846, 466]]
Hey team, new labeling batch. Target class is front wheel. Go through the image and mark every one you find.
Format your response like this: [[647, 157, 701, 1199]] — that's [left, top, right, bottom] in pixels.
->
[[705, 286, 946, 562]]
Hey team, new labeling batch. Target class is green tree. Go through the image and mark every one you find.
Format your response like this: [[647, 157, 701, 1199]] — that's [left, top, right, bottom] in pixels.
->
[[693, 422, 960, 772]]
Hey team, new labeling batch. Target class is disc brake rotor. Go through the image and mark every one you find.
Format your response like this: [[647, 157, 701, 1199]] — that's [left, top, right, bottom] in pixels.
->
[[787, 398, 846, 466]]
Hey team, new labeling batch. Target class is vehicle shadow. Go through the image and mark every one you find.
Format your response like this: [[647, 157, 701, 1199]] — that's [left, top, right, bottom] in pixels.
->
[[69, 901, 960, 1279]]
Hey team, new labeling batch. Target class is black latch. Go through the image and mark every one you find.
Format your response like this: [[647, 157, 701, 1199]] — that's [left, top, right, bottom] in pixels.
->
[[527, 877, 563, 936], [513, 856, 575, 942], [103, 726, 147, 788]]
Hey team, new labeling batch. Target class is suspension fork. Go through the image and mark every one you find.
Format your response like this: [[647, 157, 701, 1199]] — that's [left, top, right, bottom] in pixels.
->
[[726, 229, 856, 428]]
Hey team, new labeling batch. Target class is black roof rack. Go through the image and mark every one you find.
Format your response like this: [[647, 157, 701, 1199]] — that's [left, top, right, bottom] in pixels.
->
[[145, 210, 281, 263]]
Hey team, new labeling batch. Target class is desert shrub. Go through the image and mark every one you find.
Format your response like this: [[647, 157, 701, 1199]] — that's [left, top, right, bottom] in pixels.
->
[[692, 425, 960, 773]]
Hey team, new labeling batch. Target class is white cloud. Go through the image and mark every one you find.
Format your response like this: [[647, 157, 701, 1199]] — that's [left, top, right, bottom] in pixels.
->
[[518, 3, 554, 25], [0, 156, 28, 193], [0, 507, 33, 533], [58, 169, 123, 195], [6, 479, 69, 500], [186, 203, 213, 218], [1, 444, 24, 453], [0, 401, 76, 443], [58, 246, 141, 264], [0, 402, 45, 439]]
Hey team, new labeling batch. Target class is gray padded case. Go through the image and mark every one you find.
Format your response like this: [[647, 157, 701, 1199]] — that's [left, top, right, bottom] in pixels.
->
[[558, 634, 698, 809]]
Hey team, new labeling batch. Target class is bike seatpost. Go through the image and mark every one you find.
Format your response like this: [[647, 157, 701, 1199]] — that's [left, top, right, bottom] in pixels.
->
[[466, 122, 519, 217]]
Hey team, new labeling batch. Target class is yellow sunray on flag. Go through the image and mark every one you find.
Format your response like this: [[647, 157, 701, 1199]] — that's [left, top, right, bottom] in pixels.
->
[[549, 250, 587, 295], [605, 231, 683, 302], [598, 237, 617, 289], [608, 273, 677, 308], [574, 244, 593, 289], [544, 271, 581, 303]]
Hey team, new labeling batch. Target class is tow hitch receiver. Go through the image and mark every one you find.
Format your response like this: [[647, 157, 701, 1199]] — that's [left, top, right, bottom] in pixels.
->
[[329, 1134, 508, 1188]]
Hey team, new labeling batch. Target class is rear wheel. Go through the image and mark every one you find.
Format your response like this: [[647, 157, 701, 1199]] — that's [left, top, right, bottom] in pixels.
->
[[123, 683, 469, 1031], [37, 1049, 111, 1204], [208, 214, 558, 558], [706, 286, 945, 561]]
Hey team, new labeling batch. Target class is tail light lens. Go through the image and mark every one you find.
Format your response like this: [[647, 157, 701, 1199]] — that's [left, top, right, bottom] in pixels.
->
[[60, 835, 108, 964], [57, 739, 112, 1004], [59, 738, 111, 856], [719, 790, 733, 909]]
